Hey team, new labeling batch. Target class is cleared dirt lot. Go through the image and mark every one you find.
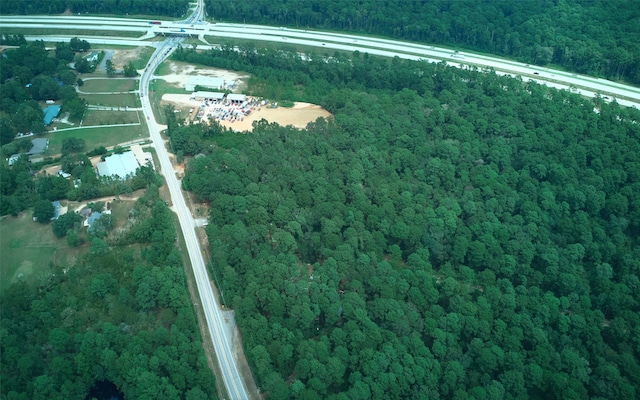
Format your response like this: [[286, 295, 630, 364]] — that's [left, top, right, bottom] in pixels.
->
[[157, 62, 332, 131], [162, 94, 332, 132]]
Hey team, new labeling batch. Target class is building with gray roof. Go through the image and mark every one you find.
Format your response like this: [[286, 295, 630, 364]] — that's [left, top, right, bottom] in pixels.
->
[[28, 138, 49, 155]]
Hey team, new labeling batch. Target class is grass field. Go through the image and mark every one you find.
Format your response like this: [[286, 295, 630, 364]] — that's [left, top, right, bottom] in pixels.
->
[[149, 78, 188, 124], [80, 93, 139, 107], [0, 199, 142, 292], [81, 79, 137, 93], [47, 125, 148, 155], [82, 110, 141, 126], [0, 212, 84, 291], [132, 47, 156, 70]]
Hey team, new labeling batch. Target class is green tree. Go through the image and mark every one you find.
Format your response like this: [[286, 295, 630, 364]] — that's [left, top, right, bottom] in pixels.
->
[[123, 61, 138, 77], [105, 59, 116, 77], [52, 211, 82, 237], [33, 199, 54, 223], [61, 137, 86, 154]]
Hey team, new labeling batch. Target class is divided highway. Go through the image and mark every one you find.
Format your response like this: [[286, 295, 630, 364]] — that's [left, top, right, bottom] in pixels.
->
[[1, 15, 639, 107]]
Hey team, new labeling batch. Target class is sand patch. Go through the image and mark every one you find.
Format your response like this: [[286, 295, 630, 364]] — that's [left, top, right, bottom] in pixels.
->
[[110, 48, 144, 70], [158, 61, 249, 89]]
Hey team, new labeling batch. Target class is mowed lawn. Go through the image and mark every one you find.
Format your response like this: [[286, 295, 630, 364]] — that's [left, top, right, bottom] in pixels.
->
[[47, 125, 148, 155], [81, 78, 137, 93], [0, 212, 84, 291], [82, 109, 141, 126], [80, 93, 139, 107]]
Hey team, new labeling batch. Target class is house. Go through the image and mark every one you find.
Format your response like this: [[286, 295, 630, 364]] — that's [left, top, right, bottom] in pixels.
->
[[84, 211, 102, 230], [185, 76, 224, 91], [80, 207, 92, 218], [42, 105, 61, 125], [28, 138, 49, 156], [96, 151, 140, 179], [86, 52, 99, 63]]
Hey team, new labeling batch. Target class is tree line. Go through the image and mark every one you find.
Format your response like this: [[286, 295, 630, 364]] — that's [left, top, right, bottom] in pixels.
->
[[205, 0, 640, 85], [176, 44, 640, 398], [1, 0, 190, 17]]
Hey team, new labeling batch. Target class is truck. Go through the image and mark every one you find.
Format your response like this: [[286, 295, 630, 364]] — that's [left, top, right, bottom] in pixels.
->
[[150, 21, 162, 25]]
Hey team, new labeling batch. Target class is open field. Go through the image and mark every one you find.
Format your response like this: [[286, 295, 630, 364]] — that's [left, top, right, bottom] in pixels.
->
[[0, 212, 84, 291], [149, 78, 190, 124], [130, 47, 155, 70], [47, 125, 148, 155], [81, 78, 137, 93], [79, 93, 139, 107], [82, 109, 141, 126]]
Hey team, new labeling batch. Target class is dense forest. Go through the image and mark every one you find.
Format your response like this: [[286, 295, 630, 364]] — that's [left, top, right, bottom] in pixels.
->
[[174, 45, 640, 398], [205, 0, 640, 85], [1, 187, 218, 399], [0, 0, 189, 17]]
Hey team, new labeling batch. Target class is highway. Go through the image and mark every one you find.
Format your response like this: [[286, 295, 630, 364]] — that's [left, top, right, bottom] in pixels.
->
[[1, 15, 639, 107]]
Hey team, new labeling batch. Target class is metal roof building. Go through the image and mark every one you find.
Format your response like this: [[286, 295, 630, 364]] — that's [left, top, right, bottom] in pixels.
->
[[227, 93, 246, 103], [191, 91, 225, 101], [185, 76, 225, 91], [96, 151, 139, 179]]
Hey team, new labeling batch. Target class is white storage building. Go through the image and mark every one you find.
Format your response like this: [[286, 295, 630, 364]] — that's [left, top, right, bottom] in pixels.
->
[[96, 151, 140, 179], [191, 91, 225, 101], [185, 76, 224, 91]]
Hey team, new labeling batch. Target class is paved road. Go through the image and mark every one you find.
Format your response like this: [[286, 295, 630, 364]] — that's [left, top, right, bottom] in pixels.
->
[[137, 3, 249, 399]]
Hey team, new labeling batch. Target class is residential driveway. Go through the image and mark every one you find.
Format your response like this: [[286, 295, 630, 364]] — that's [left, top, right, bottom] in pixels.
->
[[99, 50, 113, 72]]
